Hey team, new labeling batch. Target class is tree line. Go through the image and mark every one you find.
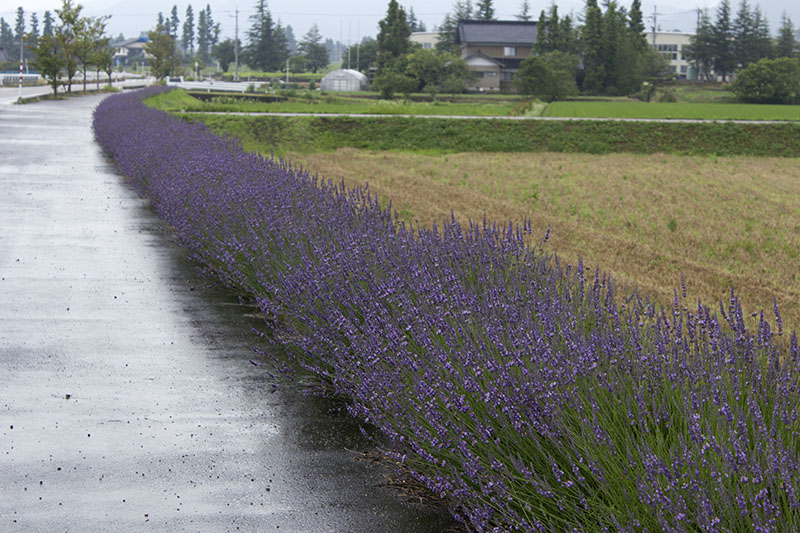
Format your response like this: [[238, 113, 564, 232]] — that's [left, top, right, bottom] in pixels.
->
[[4, 1, 115, 98], [689, 0, 797, 81]]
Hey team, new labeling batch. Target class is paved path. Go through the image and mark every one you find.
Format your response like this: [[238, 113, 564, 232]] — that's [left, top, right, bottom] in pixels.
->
[[0, 94, 454, 531]]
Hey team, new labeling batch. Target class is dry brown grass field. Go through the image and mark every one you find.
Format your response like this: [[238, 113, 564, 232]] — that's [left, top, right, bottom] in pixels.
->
[[288, 149, 800, 331]]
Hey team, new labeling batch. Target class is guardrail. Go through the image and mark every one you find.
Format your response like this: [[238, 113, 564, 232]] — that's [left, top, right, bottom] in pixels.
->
[[0, 73, 42, 86]]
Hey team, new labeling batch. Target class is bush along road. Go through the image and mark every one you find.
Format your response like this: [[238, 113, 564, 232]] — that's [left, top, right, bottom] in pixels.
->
[[94, 87, 800, 531]]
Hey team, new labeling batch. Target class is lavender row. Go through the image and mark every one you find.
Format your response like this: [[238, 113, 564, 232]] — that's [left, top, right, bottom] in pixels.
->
[[94, 88, 800, 531]]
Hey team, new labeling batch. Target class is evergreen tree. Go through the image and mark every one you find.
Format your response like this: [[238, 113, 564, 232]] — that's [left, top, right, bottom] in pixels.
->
[[182, 5, 194, 56], [476, 0, 495, 20], [436, 1, 473, 54], [582, 0, 605, 93], [0, 18, 14, 58], [43, 11, 54, 36], [776, 12, 796, 58], [29, 13, 39, 50], [196, 8, 208, 61], [245, 0, 288, 71], [157, 12, 165, 29], [169, 6, 180, 38], [146, 22, 177, 79], [732, 0, 754, 67], [688, 9, 715, 80], [751, 6, 772, 61], [14, 7, 25, 61], [376, 0, 411, 73], [205, 5, 220, 49], [711, 0, 735, 81], [298, 23, 328, 72], [628, 0, 647, 50], [516, 0, 532, 22]]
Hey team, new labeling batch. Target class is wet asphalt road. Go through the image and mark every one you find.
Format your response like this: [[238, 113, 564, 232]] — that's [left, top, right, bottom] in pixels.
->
[[0, 94, 455, 531]]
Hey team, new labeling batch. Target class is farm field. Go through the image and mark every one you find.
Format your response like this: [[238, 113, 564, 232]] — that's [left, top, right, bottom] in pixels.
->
[[151, 89, 800, 120], [286, 149, 800, 331], [544, 100, 800, 120]]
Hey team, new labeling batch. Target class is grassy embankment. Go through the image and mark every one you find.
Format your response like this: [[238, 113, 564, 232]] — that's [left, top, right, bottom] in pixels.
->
[[146, 89, 800, 331], [150, 88, 800, 120]]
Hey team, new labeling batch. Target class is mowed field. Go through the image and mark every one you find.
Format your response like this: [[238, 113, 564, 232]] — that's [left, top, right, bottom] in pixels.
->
[[146, 90, 800, 331], [286, 149, 800, 331]]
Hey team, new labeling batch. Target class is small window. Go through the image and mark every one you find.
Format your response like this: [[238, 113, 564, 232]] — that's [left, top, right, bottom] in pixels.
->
[[487, 71, 497, 77], [504, 46, 517, 57]]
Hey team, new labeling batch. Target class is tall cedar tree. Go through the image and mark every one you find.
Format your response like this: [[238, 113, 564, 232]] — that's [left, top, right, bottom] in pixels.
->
[[0, 19, 14, 57], [476, 0, 495, 20], [245, 0, 288, 71], [298, 23, 328, 72], [776, 12, 796, 58], [29, 13, 39, 50], [733, 0, 753, 67], [376, 0, 411, 73], [182, 5, 194, 56], [581, 0, 605, 93], [196, 9, 208, 61], [516, 0, 532, 21], [43, 11, 54, 36], [435, 1, 472, 54], [711, 0, 734, 81], [14, 7, 25, 61], [169, 6, 180, 38], [688, 9, 715, 79]]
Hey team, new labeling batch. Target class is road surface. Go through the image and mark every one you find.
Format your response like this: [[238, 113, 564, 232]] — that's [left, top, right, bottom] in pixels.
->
[[0, 93, 455, 531]]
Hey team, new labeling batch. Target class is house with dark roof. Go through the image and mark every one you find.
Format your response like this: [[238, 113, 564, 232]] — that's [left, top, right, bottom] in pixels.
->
[[458, 20, 537, 91]]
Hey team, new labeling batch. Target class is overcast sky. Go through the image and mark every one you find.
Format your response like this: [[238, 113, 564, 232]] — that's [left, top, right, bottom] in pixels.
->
[[2, 0, 798, 45]]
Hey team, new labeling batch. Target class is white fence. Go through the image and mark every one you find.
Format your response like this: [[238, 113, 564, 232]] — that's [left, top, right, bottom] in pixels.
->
[[0, 73, 42, 86]]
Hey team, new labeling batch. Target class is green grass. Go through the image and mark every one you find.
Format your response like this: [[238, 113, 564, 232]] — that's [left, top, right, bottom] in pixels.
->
[[544, 100, 800, 120], [178, 113, 800, 158], [147, 88, 518, 116]]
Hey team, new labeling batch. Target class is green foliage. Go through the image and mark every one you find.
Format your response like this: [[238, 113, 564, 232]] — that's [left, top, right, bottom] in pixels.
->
[[372, 70, 417, 99], [342, 37, 378, 72], [377, 0, 411, 74], [435, 1, 473, 54], [30, 32, 63, 98], [733, 57, 800, 104], [146, 25, 177, 80], [776, 13, 797, 59], [184, 113, 800, 158], [298, 24, 328, 73], [404, 48, 470, 93], [515, 51, 578, 101], [212, 38, 239, 73], [244, 0, 288, 71]]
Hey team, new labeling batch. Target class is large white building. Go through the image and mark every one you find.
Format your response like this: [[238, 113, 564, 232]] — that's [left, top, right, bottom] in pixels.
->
[[645, 31, 699, 80]]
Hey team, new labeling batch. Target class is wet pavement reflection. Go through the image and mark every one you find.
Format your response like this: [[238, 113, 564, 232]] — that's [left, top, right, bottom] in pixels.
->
[[0, 94, 456, 532]]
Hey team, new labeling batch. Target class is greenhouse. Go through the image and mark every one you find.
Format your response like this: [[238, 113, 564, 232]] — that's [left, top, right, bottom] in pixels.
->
[[320, 69, 369, 92]]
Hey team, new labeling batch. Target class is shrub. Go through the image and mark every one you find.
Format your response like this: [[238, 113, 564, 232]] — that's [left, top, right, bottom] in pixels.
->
[[733, 57, 800, 104], [514, 51, 579, 102], [97, 88, 800, 532]]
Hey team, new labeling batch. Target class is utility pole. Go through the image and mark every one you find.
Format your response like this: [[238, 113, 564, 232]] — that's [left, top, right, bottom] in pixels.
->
[[648, 5, 662, 47], [17, 32, 24, 101], [234, 7, 240, 82]]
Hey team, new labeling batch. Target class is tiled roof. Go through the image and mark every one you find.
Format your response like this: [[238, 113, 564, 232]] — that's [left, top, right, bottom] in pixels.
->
[[458, 20, 538, 45]]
